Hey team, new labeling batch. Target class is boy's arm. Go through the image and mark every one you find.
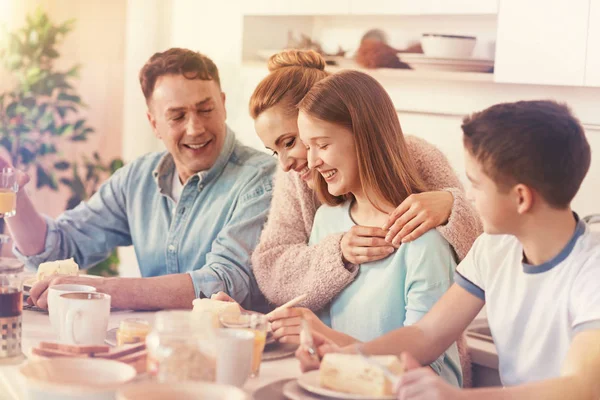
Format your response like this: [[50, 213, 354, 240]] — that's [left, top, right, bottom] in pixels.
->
[[361, 284, 484, 365], [398, 329, 600, 400]]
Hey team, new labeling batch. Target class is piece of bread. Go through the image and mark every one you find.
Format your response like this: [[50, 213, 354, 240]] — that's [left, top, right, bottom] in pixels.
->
[[191, 298, 241, 328], [36, 258, 79, 281], [320, 353, 405, 396]]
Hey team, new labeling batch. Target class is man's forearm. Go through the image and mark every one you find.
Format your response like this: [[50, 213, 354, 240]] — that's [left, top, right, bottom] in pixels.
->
[[7, 190, 47, 256], [102, 274, 196, 310]]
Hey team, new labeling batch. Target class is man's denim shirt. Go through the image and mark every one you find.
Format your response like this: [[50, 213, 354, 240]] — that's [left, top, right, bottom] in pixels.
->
[[14, 128, 276, 309]]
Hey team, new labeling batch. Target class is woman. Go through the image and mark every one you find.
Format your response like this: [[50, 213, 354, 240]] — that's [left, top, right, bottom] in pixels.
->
[[290, 69, 463, 386], [249, 50, 481, 312]]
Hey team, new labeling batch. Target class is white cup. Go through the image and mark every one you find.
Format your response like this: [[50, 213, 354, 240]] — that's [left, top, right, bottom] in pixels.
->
[[48, 284, 96, 337], [216, 329, 254, 388], [58, 292, 111, 345]]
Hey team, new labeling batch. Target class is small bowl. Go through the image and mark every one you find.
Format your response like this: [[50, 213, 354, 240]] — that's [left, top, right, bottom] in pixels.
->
[[19, 358, 137, 400], [116, 381, 248, 400], [421, 34, 476, 58]]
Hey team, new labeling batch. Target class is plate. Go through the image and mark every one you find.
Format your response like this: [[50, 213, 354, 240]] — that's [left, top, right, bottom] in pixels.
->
[[297, 370, 395, 400], [397, 53, 494, 72]]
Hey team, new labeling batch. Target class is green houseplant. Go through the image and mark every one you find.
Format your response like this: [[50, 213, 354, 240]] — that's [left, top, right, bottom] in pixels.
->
[[0, 8, 94, 187], [0, 9, 124, 276]]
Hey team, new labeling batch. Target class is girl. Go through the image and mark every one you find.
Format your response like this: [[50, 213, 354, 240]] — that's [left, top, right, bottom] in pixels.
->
[[249, 50, 481, 314], [295, 69, 462, 386]]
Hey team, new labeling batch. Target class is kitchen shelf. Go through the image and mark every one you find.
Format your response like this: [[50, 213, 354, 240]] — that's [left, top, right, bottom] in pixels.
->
[[242, 60, 494, 83]]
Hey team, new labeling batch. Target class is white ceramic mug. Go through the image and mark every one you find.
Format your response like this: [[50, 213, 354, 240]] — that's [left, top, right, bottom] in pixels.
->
[[48, 284, 96, 337], [58, 292, 111, 345], [216, 329, 254, 388]]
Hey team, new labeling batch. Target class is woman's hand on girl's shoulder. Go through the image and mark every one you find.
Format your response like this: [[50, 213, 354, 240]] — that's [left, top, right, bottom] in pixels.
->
[[384, 191, 454, 246], [341, 225, 396, 265]]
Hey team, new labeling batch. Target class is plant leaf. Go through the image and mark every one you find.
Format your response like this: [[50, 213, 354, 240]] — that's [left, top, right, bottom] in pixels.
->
[[54, 160, 70, 170], [57, 93, 80, 103], [35, 164, 58, 190], [65, 195, 81, 211], [109, 159, 125, 173], [57, 124, 74, 136], [74, 118, 85, 130], [18, 147, 36, 164]]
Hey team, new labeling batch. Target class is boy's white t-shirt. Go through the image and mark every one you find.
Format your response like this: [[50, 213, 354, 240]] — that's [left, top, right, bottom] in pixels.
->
[[456, 218, 600, 386]]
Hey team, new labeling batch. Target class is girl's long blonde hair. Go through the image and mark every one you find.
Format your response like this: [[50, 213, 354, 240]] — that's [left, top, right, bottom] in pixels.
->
[[298, 70, 426, 208]]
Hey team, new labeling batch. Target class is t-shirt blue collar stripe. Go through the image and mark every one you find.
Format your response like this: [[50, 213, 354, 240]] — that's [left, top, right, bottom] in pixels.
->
[[522, 213, 585, 274]]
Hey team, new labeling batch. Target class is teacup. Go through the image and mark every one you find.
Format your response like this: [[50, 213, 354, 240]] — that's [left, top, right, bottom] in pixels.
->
[[58, 292, 111, 345], [48, 284, 96, 337]]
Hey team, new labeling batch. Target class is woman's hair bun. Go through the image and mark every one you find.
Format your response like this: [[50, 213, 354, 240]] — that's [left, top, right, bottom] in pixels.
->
[[268, 49, 326, 72]]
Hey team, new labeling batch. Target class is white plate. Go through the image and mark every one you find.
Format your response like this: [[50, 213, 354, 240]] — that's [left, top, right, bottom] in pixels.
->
[[297, 370, 395, 400], [397, 53, 494, 72]]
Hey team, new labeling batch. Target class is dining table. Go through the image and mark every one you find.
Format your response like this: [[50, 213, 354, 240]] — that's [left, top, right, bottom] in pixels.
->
[[0, 308, 305, 399]]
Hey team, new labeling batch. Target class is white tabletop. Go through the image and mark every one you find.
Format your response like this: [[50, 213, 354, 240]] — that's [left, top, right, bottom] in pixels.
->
[[0, 309, 302, 399]]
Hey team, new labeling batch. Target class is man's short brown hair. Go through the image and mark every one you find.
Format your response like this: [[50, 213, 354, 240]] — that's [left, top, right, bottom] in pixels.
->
[[139, 48, 220, 102], [462, 100, 590, 209]]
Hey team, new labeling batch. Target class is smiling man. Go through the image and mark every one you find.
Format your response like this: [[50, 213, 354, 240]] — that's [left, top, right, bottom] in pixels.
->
[[6, 48, 276, 311]]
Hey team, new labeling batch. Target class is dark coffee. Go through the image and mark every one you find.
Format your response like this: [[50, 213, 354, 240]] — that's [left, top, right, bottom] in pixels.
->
[[0, 287, 22, 318]]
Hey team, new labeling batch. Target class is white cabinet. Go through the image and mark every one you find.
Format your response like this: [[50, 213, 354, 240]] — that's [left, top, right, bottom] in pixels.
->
[[349, 0, 497, 15], [242, 0, 350, 15], [586, 0, 600, 87], [494, 0, 590, 86]]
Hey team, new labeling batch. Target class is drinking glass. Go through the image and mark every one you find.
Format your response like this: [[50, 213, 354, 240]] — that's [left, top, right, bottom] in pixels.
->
[[0, 168, 18, 219], [220, 311, 269, 378]]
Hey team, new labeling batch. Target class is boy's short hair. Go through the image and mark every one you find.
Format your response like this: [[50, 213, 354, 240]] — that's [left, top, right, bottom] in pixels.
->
[[462, 100, 590, 208], [139, 48, 220, 103]]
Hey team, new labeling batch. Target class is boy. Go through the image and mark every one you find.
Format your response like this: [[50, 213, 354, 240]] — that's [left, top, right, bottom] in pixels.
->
[[297, 100, 600, 399]]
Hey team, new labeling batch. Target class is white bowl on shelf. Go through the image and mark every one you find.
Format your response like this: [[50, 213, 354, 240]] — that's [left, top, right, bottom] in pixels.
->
[[421, 34, 476, 58]]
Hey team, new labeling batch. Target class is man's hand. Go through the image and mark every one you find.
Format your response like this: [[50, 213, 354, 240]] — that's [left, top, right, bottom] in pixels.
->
[[210, 291, 245, 311], [29, 275, 108, 309], [0, 157, 30, 189]]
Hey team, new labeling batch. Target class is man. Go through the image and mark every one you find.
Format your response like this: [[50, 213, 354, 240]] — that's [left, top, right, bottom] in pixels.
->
[[6, 48, 276, 310]]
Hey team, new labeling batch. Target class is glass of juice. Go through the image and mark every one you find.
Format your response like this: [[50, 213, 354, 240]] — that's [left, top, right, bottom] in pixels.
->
[[0, 168, 18, 219], [116, 318, 151, 346], [220, 311, 268, 378]]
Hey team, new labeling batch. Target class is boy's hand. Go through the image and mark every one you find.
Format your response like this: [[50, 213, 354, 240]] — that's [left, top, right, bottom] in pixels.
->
[[396, 365, 463, 400]]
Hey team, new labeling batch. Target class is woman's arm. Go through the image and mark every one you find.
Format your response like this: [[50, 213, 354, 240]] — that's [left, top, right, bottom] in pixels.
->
[[403, 136, 482, 260], [251, 169, 357, 311]]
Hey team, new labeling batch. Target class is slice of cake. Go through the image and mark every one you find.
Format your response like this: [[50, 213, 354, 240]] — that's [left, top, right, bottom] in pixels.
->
[[320, 353, 405, 396], [36, 258, 79, 281], [192, 298, 241, 328]]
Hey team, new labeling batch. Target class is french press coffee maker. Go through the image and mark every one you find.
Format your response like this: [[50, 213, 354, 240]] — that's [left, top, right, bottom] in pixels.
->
[[0, 257, 24, 362]]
